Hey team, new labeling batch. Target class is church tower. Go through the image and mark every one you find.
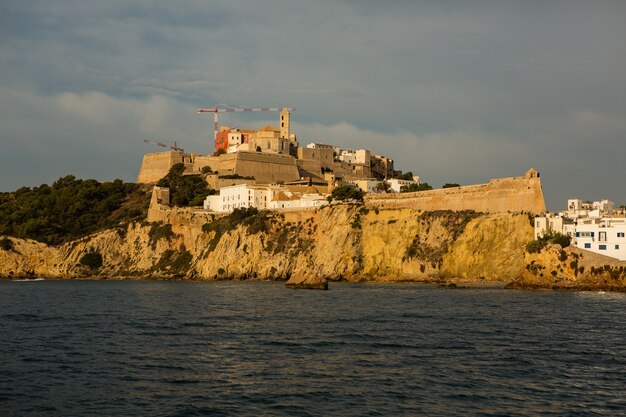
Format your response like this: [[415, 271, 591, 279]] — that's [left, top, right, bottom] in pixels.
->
[[279, 108, 290, 139]]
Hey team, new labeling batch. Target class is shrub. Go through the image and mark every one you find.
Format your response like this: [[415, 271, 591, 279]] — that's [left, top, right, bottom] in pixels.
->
[[149, 223, 176, 248], [526, 239, 547, 254], [0, 177, 149, 245], [201, 166, 213, 174], [80, 250, 103, 269], [442, 183, 460, 188], [202, 207, 268, 251], [330, 185, 364, 202], [400, 183, 433, 193], [218, 174, 255, 180], [526, 231, 571, 254], [0, 237, 13, 251], [551, 233, 571, 248], [157, 163, 215, 207]]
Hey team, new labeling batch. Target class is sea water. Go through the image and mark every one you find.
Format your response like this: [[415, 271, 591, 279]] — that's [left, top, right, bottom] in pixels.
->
[[1, 280, 625, 416]]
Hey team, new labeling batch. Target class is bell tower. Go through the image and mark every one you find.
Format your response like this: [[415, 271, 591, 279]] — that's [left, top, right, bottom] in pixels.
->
[[279, 108, 290, 139]]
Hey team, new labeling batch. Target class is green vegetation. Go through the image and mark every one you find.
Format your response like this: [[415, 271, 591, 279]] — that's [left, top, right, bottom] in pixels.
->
[[525, 231, 571, 254], [157, 163, 215, 207], [0, 176, 150, 245], [79, 250, 103, 269], [403, 210, 479, 265], [329, 185, 364, 202], [0, 237, 14, 251], [202, 207, 269, 252], [153, 249, 192, 275], [218, 174, 255, 180], [213, 149, 226, 156], [442, 183, 460, 188], [400, 183, 433, 193], [374, 181, 390, 193], [201, 166, 213, 174], [148, 222, 177, 248], [399, 172, 414, 180]]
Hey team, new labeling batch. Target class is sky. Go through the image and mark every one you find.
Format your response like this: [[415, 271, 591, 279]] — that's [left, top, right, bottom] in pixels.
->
[[1, 1, 625, 210]]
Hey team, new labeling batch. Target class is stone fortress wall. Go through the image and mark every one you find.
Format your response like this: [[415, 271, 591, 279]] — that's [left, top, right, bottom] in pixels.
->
[[137, 151, 219, 184], [365, 168, 546, 215], [137, 150, 301, 185]]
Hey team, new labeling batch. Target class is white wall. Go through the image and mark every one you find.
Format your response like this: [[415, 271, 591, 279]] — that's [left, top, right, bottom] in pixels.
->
[[574, 218, 626, 260]]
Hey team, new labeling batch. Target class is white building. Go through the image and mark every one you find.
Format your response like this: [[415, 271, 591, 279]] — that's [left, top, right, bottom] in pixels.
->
[[562, 198, 616, 219], [573, 217, 626, 260], [388, 177, 421, 193], [204, 184, 328, 213], [351, 179, 385, 193], [203, 184, 271, 212], [534, 197, 626, 261]]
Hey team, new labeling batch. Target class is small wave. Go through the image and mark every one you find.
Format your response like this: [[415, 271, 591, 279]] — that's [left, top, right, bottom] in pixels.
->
[[13, 278, 45, 282]]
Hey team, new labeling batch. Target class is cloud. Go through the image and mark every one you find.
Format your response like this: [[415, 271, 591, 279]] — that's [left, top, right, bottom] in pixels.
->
[[0, 1, 625, 211]]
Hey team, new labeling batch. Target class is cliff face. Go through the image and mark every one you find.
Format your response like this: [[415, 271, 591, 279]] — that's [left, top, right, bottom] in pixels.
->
[[2, 205, 624, 289], [507, 244, 626, 291], [0, 205, 531, 283]]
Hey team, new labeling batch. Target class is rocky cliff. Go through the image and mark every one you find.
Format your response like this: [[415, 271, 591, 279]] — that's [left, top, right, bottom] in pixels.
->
[[1, 204, 625, 290]]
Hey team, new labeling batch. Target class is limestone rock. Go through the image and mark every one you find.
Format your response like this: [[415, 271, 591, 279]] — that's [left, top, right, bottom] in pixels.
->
[[285, 270, 328, 290]]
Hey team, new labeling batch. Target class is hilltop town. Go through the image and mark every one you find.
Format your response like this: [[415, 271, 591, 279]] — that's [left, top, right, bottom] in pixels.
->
[[138, 108, 417, 212], [2, 107, 625, 291], [138, 108, 545, 215]]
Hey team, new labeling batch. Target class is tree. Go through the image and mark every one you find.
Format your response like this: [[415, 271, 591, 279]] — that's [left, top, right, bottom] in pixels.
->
[[400, 183, 433, 193], [399, 171, 414, 180], [442, 183, 460, 188], [157, 164, 215, 207], [0, 176, 148, 245], [0, 237, 13, 251], [330, 185, 364, 202], [212, 148, 226, 156], [80, 250, 103, 269], [201, 165, 213, 174], [374, 181, 391, 193]]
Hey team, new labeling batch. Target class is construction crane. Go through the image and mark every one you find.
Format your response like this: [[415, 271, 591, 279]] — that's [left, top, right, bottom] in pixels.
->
[[196, 104, 295, 143], [142, 139, 184, 153]]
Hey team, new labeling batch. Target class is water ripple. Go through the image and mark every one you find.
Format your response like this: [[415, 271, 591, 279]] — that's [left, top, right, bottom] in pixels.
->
[[1, 280, 624, 416]]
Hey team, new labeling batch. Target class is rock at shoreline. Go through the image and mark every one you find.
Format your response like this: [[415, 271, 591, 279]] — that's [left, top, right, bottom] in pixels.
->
[[285, 270, 328, 290]]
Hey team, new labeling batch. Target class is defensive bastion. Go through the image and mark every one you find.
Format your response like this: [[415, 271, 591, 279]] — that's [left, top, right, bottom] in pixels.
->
[[365, 168, 546, 215]]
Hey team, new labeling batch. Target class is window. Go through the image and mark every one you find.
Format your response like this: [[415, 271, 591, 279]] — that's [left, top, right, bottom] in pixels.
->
[[579, 232, 593, 238], [618, 232, 625, 238], [599, 231, 607, 242], [599, 244, 606, 250], [584, 243, 591, 249], [616, 245, 620, 250]]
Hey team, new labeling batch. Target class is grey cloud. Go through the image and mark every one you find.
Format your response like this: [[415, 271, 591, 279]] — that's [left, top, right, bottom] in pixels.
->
[[1, 1, 625, 210]]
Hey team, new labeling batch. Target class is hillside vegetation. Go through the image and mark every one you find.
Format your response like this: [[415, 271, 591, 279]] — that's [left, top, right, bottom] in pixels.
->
[[0, 175, 151, 245], [156, 163, 216, 207]]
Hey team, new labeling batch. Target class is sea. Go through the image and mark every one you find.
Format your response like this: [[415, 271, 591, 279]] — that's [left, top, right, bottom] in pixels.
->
[[1, 280, 625, 417]]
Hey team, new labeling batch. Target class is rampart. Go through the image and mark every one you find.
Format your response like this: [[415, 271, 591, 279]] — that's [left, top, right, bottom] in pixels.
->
[[137, 151, 184, 183], [365, 169, 546, 215], [137, 151, 217, 184], [217, 151, 301, 184]]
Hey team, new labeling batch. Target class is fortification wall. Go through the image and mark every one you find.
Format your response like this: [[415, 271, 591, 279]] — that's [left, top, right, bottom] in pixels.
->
[[365, 170, 546, 215], [296, 159, 323, 180], [192, 155, 220, 173], [137, 152, 179, 183], [222, 151, 300, 184], [137, 151, 203, 183]]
